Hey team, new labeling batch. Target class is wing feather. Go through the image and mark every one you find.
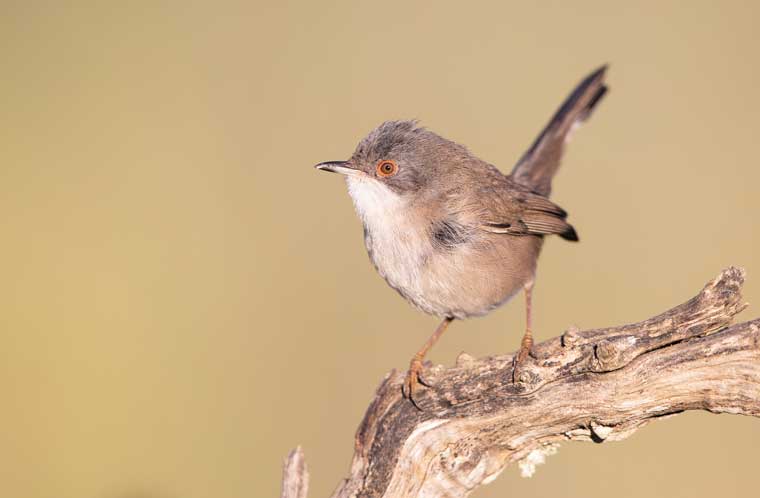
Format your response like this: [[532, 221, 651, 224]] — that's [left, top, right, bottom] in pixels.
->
[[475, 180, 579, 242]]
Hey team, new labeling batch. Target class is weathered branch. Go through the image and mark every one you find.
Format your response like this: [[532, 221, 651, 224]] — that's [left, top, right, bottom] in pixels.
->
[[281, 267, 760, 498], [281, 446, 309, 498]]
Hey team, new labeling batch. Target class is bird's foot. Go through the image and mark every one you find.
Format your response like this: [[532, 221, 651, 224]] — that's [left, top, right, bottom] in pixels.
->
[[512, 343, 533, 383], [403, 356, 430, 410]]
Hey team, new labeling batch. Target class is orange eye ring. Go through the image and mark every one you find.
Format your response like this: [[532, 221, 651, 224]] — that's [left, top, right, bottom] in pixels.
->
[[376, 159, 399, 177]]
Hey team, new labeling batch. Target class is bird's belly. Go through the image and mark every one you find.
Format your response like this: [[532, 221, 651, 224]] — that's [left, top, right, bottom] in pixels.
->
[[367, 227, 542, 319]]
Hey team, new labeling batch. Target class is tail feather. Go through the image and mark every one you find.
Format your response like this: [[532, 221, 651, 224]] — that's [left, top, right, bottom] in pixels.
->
[[510, 65, 608, 197]]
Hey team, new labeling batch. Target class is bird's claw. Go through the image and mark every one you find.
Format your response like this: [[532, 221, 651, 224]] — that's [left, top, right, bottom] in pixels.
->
[[403, 358, 427, 409], [512, 345, 532, 383]]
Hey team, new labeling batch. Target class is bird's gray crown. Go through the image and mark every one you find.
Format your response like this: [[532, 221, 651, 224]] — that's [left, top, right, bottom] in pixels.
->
[[350, 120, 471, 194], [352, 120, 425, 162]]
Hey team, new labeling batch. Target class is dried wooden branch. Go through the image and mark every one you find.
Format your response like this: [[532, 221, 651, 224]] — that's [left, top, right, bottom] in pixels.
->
[[281, 446, 309, 498], [281, 267, 760, 498]]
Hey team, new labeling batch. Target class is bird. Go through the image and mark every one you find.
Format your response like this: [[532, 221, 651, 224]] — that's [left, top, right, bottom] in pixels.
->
[[314, 66, 608, 405]]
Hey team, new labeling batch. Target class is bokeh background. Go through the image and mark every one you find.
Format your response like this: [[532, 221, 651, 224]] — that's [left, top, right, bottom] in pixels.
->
[[3, 2, 760, 497]]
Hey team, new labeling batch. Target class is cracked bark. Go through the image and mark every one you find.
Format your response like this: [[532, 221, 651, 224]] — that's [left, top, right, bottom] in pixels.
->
[[280, 267, 760, 498]]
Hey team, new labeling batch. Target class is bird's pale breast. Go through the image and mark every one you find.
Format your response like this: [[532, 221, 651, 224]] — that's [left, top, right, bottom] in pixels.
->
[[347, 176, 541, 319]]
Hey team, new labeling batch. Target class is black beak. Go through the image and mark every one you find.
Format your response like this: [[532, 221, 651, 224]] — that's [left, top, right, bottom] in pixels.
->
[[314, 161, 360, 176]]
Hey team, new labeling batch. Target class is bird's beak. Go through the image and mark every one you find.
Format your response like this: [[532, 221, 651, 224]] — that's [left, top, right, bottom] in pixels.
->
[[314, 160, 361, 176]]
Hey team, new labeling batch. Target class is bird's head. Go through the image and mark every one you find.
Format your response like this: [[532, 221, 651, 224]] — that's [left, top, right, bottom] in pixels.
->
[[315, 121, 469, 222]]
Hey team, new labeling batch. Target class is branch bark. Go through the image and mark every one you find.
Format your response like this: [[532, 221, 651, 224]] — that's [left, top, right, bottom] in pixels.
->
[[281, 267, 760, 498], [281, 446, 309, 498]]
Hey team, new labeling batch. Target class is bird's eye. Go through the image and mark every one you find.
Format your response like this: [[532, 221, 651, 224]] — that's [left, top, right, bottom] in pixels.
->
[[376, 159, 399, 177]]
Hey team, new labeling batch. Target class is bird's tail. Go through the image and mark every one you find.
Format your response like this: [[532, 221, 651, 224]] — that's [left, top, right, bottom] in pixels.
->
[[510, 65, 608, 197]]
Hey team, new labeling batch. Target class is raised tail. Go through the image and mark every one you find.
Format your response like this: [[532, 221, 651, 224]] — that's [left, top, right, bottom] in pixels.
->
[[510, 65, 608, 197]]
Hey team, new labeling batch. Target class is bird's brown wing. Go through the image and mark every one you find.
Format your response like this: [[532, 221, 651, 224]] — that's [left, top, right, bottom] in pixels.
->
[[510, 65, 608, 197], [473, 182, 578, 241]]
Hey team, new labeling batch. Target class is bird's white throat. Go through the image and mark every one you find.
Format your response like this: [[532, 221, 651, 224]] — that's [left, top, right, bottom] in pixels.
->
[[345, 176, 406, 228]]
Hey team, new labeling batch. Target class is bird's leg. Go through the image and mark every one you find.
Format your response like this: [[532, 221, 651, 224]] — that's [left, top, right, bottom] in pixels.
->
[[513, 280, 534, 382], [404, 317, 454, 407]]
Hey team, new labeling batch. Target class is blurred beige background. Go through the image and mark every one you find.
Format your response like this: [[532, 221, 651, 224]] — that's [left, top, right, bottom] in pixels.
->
[[2, 2, 759, 497]]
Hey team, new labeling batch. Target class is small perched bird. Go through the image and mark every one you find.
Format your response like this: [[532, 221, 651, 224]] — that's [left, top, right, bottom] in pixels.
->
[[315, 66, 608, 404]]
